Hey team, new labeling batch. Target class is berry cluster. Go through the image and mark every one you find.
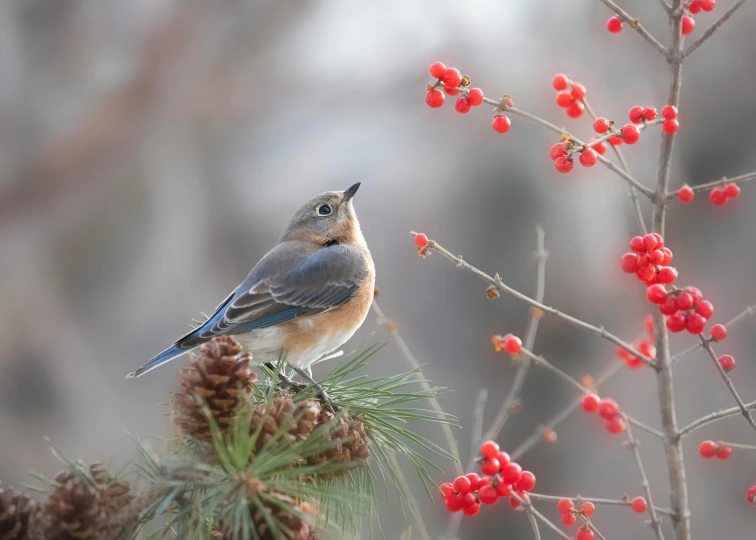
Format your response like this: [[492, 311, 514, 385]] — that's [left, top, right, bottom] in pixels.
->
[[683, 0, 717, 35], [557, 498, 595, 539], [699, 440, 732, 460], [615, 315, 656, 369], [492, 334, 523, 354], [646, 284, 714, 335], [425, 62, 512, 133], [550, 140, 599, 173], [677, 182, 742, 205], [440, 440, 536, 516], [552, 73, 586, 119], [582, 394, 627, 435], [620, 233, 677, 285]]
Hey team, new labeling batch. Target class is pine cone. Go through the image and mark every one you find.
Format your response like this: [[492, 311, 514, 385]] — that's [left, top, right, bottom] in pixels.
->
[[0, 486, 36, 540], [173, 336, 256, 442], [249, 394, 370, 478], [31, 464, 134, 540]]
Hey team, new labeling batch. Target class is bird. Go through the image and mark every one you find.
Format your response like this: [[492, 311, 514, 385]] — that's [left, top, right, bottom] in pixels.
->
[[128, 183, 374, 409]]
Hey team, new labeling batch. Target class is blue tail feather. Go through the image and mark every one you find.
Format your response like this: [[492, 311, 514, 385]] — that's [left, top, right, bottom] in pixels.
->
[[127, 345, 189, 378]]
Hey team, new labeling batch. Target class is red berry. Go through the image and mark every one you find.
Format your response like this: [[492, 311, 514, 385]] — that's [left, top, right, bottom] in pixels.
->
[[678, 184, 695, 203], [647, 284, 668, 304], [645, 314, 655, 335], [467, 88, 484, 106], [445, 494, 463, 512], [429, 62, 447, 79], [718, 354, 736, 373], [651, 233, 664, 248], [496, 482, 512, 497], [516, 471, 536, 492], [556, 91, 574, 108], [460, 492, 476, 507], [593, 117, 611, 133], [643, 107, 658, 121], [566, 101, 585, 118], [571, 83, 586, 100], [504, 335, 522, 354], [675, 292, 694, 310], [687, 287, 703, 305], [629, 236, 646, 252], [557, 498, 574, 514], [709, 187, 727, 206], [631, 496, 647, 513], [440, 482, 455, 498], [577, 528, 595, 540], [608, 135, 624, 146], [501, 462, 523, 484], [689, 0, 702, 13], [462, 503, 480, 516], [455, 98, 472, 114], [425, 89, 445, 108], [480, 440, 500, 458], [662, 105, 678, 119], [700, 0, 716, 11], [681, 15, 695, 35], [552, 73, 570, 91], [666, 313, 687, 333], [550, 143, 568, 161], [444, 87, 460, 96], [639, 340, 657, 360], [716, 444, 732, 460], [648, 249, 665, 265], [622, 124, 640, 144], [442, 68, 462, 89], [710, 324, 727, 341], [481, 457, 501, 476], [466, 473, 483, 491], [621, 253, 640, 273], [581, 502, 596, 517], [598, 398, 619, 420], [582, 393, 601, 413], [497, 451, 511, 468], [725, 183, 741, 199], [492, 115, 511, 133], [686, 313, 707, 335], [414, 233, 429, 249], [554, 156, 574, 173], [656, 266, 678, 284], [606, 16, 623, 33], [628, 106, 644, 124], [579, 148, 598, 167], [453, 475, 472, 494], [509, 492, 528, 509], [662, 247, 674, 266], [642, 233, 658, 251], [562, 514, 577, 527], [636, 266, 656, 283], [747, 486, 756, 505], [699, 440, 717, 458], [591, 139, 607, 155], [697, 300, 714, 319], [605, 416, 627, 434], [662, 119, 680, 134], [478, 486, 499, 505]]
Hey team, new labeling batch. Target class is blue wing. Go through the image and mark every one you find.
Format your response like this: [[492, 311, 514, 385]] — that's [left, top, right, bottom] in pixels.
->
[[130, 242, 368, 377]]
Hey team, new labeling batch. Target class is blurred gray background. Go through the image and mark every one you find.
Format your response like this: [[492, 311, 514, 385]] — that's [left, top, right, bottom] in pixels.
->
[[1, 0, 755, 538]]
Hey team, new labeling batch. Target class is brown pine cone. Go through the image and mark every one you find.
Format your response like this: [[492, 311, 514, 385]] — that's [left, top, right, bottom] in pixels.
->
[[0, 486, 36, 540], [173, 336, 256, 442]]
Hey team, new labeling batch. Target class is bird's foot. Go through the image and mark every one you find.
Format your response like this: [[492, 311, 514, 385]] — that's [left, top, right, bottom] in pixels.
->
[[265, 362, 308, 392], [293, 367, 337, 415]]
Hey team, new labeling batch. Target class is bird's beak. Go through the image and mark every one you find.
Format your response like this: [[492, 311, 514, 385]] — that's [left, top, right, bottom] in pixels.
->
[[342, 182, 361, 203]]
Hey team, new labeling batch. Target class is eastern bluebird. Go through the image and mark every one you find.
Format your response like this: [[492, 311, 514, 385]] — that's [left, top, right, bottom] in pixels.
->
[[129, 183, 374, 397]]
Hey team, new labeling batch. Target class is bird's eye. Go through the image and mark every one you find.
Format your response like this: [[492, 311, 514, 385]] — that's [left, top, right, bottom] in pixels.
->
[[317, 204, 332, 216]]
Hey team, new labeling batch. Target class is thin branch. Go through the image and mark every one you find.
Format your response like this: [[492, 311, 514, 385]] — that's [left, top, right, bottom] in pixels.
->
[[718, 441, 756, 451], [470, 388, 488, 453], [671, 303, 756, 364], [371, 299, 464, 476], [598, 0, 671, 57], [658, 0, 673, 13], [386, 451, 432, 540], [583, 97, 648, 235], [666, 171, 756, 200], [510, 493, 571, 540], [684, 0, 751, 57], [526, 492, 674, 516], [411, 233, 657, 368], [578, 513, 607, 540], [697, 334, 756, 435], [623, 415, 666, 540], [527, 509, 542, 540], [679, 400, 756, 437]]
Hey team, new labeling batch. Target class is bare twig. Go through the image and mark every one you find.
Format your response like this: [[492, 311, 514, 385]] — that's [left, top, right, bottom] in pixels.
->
[[578, 513, 607, 540], [510, 493, 571, 540], [679, 400, 756, 437], [671, 303, 756, 364], [598, 0, 671, 57], [526, 492, 674, 516], [718, 441, 756, 451], [527, 509, 542, 540], [411, 233, 657, 367], [698, 334, 756, 435], [371, 299, 464, 476], [666, 171, 756, 200], [684, 0, 751, 57], [471, 388, 488, 453], [623, 415, 666, 540]]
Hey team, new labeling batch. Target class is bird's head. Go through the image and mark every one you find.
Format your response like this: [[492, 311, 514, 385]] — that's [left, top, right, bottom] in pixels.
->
[[280, 183, 365, 247]]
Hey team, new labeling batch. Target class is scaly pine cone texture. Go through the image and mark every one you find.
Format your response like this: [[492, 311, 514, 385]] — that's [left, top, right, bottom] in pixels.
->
[[0, 486, 37, 540], [173, 336, 256, 442], [250, 394, 370, 477]]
